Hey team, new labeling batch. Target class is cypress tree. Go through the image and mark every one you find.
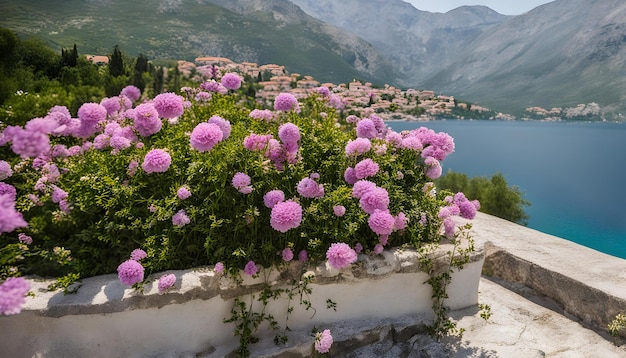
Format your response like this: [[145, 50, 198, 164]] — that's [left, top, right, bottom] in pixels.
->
[[109, 45, 124, 77]]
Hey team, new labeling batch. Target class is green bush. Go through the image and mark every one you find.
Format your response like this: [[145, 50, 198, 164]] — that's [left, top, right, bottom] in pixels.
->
[[436, 170, 530, 225]]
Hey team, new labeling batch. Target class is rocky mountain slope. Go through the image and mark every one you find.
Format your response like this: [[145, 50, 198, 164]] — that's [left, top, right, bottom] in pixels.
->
[[290, 0, 509, 86], [423, 0, 626, 116]]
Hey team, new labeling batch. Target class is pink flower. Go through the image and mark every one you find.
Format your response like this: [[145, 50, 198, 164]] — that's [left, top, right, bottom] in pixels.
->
[[424, 157, 442, 179], [232, 172, 253, 194], [274, 93, 300, 112], [249, 109, 274, 121], [214, 262, 225, 274], [142, 149, 171, 174], [0, 194, 28, 234], [352, 180, 376, 199], [394, 212, 409, 231], [207, 115, 232, 140], [153, 92, 185, 119], [0, 277, 30, 315], [128, 160, 139, 176], [270, 200, 303, 233], [354, 158, 379, 179], [10, 127, 50, 159], [354, 243, 363, 254], [110, 135, 131, 150], [18, 233, 32, 245], [333, 205, 346, 217], [243, 133, 273, 151], [177, 186, 191, 200], [172, 209, 190, 227], [359, 187, 389, 214], [297, 177, 323, 198], [263, 190, 285, 208], [221, 72, 242, 90], [298, 250, 308, 263], [368, 210, 395, 236], [190, 122, 223, 152], [401, 136, 423, 151], [314, 329, 333, 353], [345, 138, 371, 156], [0, 183, 16, 201], [278, 123, 300, 150], [133, 103, 163, 137], [100, 96, 121, 115], [374, 243, 384, 254], [356, 118, 377, 138], [244, 260, 258, 276], [117, 260, 144, 286], [443, 217, 456, 238], [157, 274, 176, 293], [315, 86, 330, 97], [0, 160, 13, 180], [282, 247, 294, 262], [326, 242, 357, 269], [120, 85, 141, 101], [76, 102, 107, 138], [344, 167, 358, 185], [51, 185, 68, 204], [130, 249, 147, 261]]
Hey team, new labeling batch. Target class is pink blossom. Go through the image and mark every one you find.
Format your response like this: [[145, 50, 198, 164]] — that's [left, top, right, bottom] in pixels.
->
[[298, 250, 308, 263], [282, 248, 294, 262], [117, 260, 144, 286], [344, 167, 358, 185], [18, 233, 32, 245], [130, 249, 147, 261], [190, 122, 223, 152], [263, 190, 285, 208], [0, 194, 28, 234], [100, 97, 121, 115], [133, 103, 163, 137], [0, 183, 16, 201], [244, 260, 258, 276], [177, 186, 191, 200], [356, 118, 377, 138], [354, 158, 379, 179], [142, 149, 171, 174], [243, 133, 273, 151], [0, 277, 30, 315], [120, 85, 141, 101], [394, 212, 409, 231], [270, 200, 303, 233], [444, 217, 456, 238], [172, 209, 190, 227], [232, 172, 253, 194], [359, 187, 389, 214], [278, 123, 300, 150], [368, 210, 395, 236], [10, 127, 50, 159], [424, 157, 442, 179], [214, 262, 225, 274], [297, 177, 323, 198], [274, 93, 300, 112], [354, 243, 363, 254], [249, 109, 274, 121], [333, 205, 346, 217], [345, 138, 371, 156], [315, 86, 330, 97], [157, 274, 176, 293], [153, 92, 185, 119], [51, 185, 68, 204], [221, 72, 242, 90], [326, 242, 357, 269], [0, 161, 12, 181], [110, 135, 131, 150], [374, 243, 384, 254], [401, 136, 423, 151], [207, 115, 232, 140], [314, 329, 333, 354]]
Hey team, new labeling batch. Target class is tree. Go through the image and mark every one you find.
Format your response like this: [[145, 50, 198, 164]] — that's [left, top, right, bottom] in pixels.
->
[[61, 43, 78, 67], [132, 53, 149, 91], [109, 45, 124, 77]]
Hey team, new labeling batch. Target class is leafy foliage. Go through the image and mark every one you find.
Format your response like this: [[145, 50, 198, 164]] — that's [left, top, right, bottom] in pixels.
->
[[436, 170, 530, 225]]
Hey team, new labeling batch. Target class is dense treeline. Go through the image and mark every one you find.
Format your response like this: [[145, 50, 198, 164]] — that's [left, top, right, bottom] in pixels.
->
[[437, 171, 530, 225], [0, 27, 176, 126]]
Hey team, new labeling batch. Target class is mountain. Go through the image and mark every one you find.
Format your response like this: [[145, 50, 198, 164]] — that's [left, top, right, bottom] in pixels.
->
[[423, 0, 626, 116], [0, 0, 397, 85], [290, 0, 510, 86]]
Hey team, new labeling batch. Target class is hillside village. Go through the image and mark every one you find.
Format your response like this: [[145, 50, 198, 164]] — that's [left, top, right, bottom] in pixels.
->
[[178, 57, 513, 121]]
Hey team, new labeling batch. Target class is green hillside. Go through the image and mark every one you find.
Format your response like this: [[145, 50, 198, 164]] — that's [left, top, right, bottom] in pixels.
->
[[0, 0, 396, 85]]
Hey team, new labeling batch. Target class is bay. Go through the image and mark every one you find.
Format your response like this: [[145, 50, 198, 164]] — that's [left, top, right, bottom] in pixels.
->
[[389, 120, 626, 259]]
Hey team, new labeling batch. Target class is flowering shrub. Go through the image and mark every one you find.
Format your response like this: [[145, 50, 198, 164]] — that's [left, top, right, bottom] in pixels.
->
[[0, 72, 478, 352]]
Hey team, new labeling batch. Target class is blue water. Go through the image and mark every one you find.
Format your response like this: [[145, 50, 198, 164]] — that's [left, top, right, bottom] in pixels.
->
[[390, 120, 626, 259]]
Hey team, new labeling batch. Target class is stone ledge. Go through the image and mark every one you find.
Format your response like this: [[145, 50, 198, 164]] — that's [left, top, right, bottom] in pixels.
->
[[471, 212, 626, 335]]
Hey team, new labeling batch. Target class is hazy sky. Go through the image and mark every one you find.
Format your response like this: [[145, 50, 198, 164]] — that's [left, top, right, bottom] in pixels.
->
[[404, 0, 554, 15]]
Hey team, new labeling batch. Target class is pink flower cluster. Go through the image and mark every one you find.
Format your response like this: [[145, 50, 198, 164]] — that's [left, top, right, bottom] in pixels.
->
[[172, 209, 190, 227], [153, 92, 185, 119], [249, 109, 275, 122], [133, 103, 163, 137], [157, 274, 176, 293], [117, 259, 144, 286], [142, 149, 172, 174], [0, 277, 30, 315], [326, 243, 357, 270], [232, 172, 253, 194], [0, 194, 27, 234], [273, 93, 300, 112], [270, 200, 302, 233], [190, 122, 224, 152], [297, 175, 324, 198], [220, 72, 242, 90], [314, 329, 333, 353]]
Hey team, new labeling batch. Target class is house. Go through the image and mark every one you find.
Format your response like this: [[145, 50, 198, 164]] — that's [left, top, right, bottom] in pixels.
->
[[85, 55, 109, 65]]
